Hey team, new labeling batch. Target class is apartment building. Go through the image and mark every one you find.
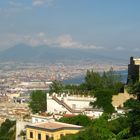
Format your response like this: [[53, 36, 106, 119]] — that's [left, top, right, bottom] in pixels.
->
[[26, 121, 82, 140]]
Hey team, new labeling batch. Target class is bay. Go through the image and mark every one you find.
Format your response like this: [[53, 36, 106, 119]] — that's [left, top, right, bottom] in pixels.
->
[[63, 70, 128, 85]]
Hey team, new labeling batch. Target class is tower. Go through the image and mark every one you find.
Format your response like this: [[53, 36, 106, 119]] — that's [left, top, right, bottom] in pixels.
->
[[127, 57, 140, 84]]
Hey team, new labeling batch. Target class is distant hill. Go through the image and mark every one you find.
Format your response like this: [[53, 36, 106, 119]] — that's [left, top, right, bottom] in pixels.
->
[[0, 44, 128, 64]]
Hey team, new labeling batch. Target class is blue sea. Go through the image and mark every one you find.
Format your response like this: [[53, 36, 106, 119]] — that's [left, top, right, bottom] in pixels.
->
[[63, 70, 128, 85]]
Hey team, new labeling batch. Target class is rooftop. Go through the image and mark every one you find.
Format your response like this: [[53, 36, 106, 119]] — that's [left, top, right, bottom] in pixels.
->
[[133, 58, 140, 61], [26, 121, 83, 132]]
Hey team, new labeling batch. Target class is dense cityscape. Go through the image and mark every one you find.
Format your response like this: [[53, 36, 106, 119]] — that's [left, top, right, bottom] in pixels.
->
[[0, 61, 127, 122], [0, 57, 138, 140]]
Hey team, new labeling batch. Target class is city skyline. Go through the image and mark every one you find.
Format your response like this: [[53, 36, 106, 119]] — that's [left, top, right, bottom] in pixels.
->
[[0, 0, 140, 60]]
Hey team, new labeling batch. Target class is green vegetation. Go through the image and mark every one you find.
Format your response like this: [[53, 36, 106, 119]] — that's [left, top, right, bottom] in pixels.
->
[[0, 119, 16, 140], [49, 68, 123, 95], [124, 82, 140, 137], [49, 80, 63, 93], [84, 68, 122, 92], [59, 115, 92, 127], [90, 89, 115, 113], [87, 69, 123, 113], [60, 114, 130, 140], [29, 90, 47, 113], [60, 114, 140, 140]]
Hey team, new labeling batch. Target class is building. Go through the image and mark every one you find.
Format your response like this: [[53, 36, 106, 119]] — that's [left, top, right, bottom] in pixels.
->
[[31, 114, 54, 124], [16, 120, 30, 140], [26, 121, 83, 140], [0, 95, 8, 102], [112, 89, 134, 108], [46, 93, 103, 118], [128, 56, 140, 83]]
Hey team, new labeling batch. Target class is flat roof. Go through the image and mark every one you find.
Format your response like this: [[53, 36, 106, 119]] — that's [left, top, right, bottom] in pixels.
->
[[133, 58, 140, 61], [26, 121, 83, 132]]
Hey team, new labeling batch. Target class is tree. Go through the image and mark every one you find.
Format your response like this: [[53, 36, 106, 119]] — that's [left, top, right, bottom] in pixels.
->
[[84, 70, 102, 91], [85, 68, 123, 114], [84, 68, 123, 92], [49, 80, 63, 93], [61, 115, 116, 140], [90, 89, 115, 114], [59, 115, 92, 127], [125, 82, 140, 137], [29, 90, 47, 113], [0, 119, 16, 140]]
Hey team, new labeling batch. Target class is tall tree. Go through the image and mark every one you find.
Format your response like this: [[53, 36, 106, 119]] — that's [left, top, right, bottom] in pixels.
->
[[0, 119, 16, 140], [49, 80, 63, 93], [84, 68, 122, 92], [29, 90, 47, 113], [90, 89, 115, 114], [125, 82, 140, 136], [85, 68, 123, 113], [84, 70, 102, 91]]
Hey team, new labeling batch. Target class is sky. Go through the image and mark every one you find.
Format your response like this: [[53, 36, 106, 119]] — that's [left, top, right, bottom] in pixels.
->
[[0, 0, 140, 58]]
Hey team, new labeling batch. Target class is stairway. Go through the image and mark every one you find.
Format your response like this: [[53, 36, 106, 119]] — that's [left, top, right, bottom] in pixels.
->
[[52, 96, 82, 114]]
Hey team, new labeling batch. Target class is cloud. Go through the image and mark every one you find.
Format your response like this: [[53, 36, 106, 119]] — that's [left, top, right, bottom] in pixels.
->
[[55, 35, 78, 48], [9, 1, 23, 7], [0, 33, 104, 50], [38, 32, 46, 37], [0, 7, 31, 17], [53, 34, 103, 49], [32, 0, 54, 6], [115, 46, 125, 51], [133, 48, 140, 52], [0, 1, 32, 17], [0, 32, 51, 49]]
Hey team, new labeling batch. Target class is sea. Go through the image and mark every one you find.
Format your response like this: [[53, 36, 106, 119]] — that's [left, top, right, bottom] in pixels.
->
[[63, 70, 128, 85]]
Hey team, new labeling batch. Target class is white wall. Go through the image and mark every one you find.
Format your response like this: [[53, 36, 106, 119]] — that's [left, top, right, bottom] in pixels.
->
[[16, 120, 30, 140], [47, 96, 70, 114], [46, 93, 103, 118], [32, 115, 54, 123]]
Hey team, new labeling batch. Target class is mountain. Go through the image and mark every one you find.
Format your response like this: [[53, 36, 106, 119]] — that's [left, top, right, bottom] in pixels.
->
[[0, 44, 128, 64]]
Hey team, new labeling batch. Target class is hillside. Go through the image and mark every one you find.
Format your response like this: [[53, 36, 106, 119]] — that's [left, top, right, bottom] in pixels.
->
[[0, 44, 128, 64]]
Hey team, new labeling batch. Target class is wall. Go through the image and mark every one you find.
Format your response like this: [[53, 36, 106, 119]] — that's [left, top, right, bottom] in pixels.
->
[[26, 127, 80, 140], [112, 90, 134, 108], [47, 95, 70, 114], [31, 115, 54, 123], [47, 94, 95, 113], [63, 96, 95, 110], [16, 120, 30, 140]]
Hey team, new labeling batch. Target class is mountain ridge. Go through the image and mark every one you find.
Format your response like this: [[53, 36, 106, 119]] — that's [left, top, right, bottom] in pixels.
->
[[0, 44, 128, 64]]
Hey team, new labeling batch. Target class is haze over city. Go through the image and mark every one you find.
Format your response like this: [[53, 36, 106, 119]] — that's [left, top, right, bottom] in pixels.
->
[[0, 0, 139, 62]]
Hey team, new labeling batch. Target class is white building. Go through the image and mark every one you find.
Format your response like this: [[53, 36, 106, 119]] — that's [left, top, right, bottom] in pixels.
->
[[47, 93, 103, 118], [31, 114, 54, 123]]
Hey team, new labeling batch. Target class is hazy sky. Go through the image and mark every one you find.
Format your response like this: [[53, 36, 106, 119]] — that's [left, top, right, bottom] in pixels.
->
[[0, 0, 140, 57]]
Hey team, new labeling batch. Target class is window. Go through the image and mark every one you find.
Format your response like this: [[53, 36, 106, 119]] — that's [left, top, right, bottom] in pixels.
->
[[38, 133, 41, 140], [72, 104, 76, 109], [35, 119, 38, 122], [46, 135, 49, 140], [50, 135, 54, 140], [30, 132, 33, 138], [60, 134, 64, 138]]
